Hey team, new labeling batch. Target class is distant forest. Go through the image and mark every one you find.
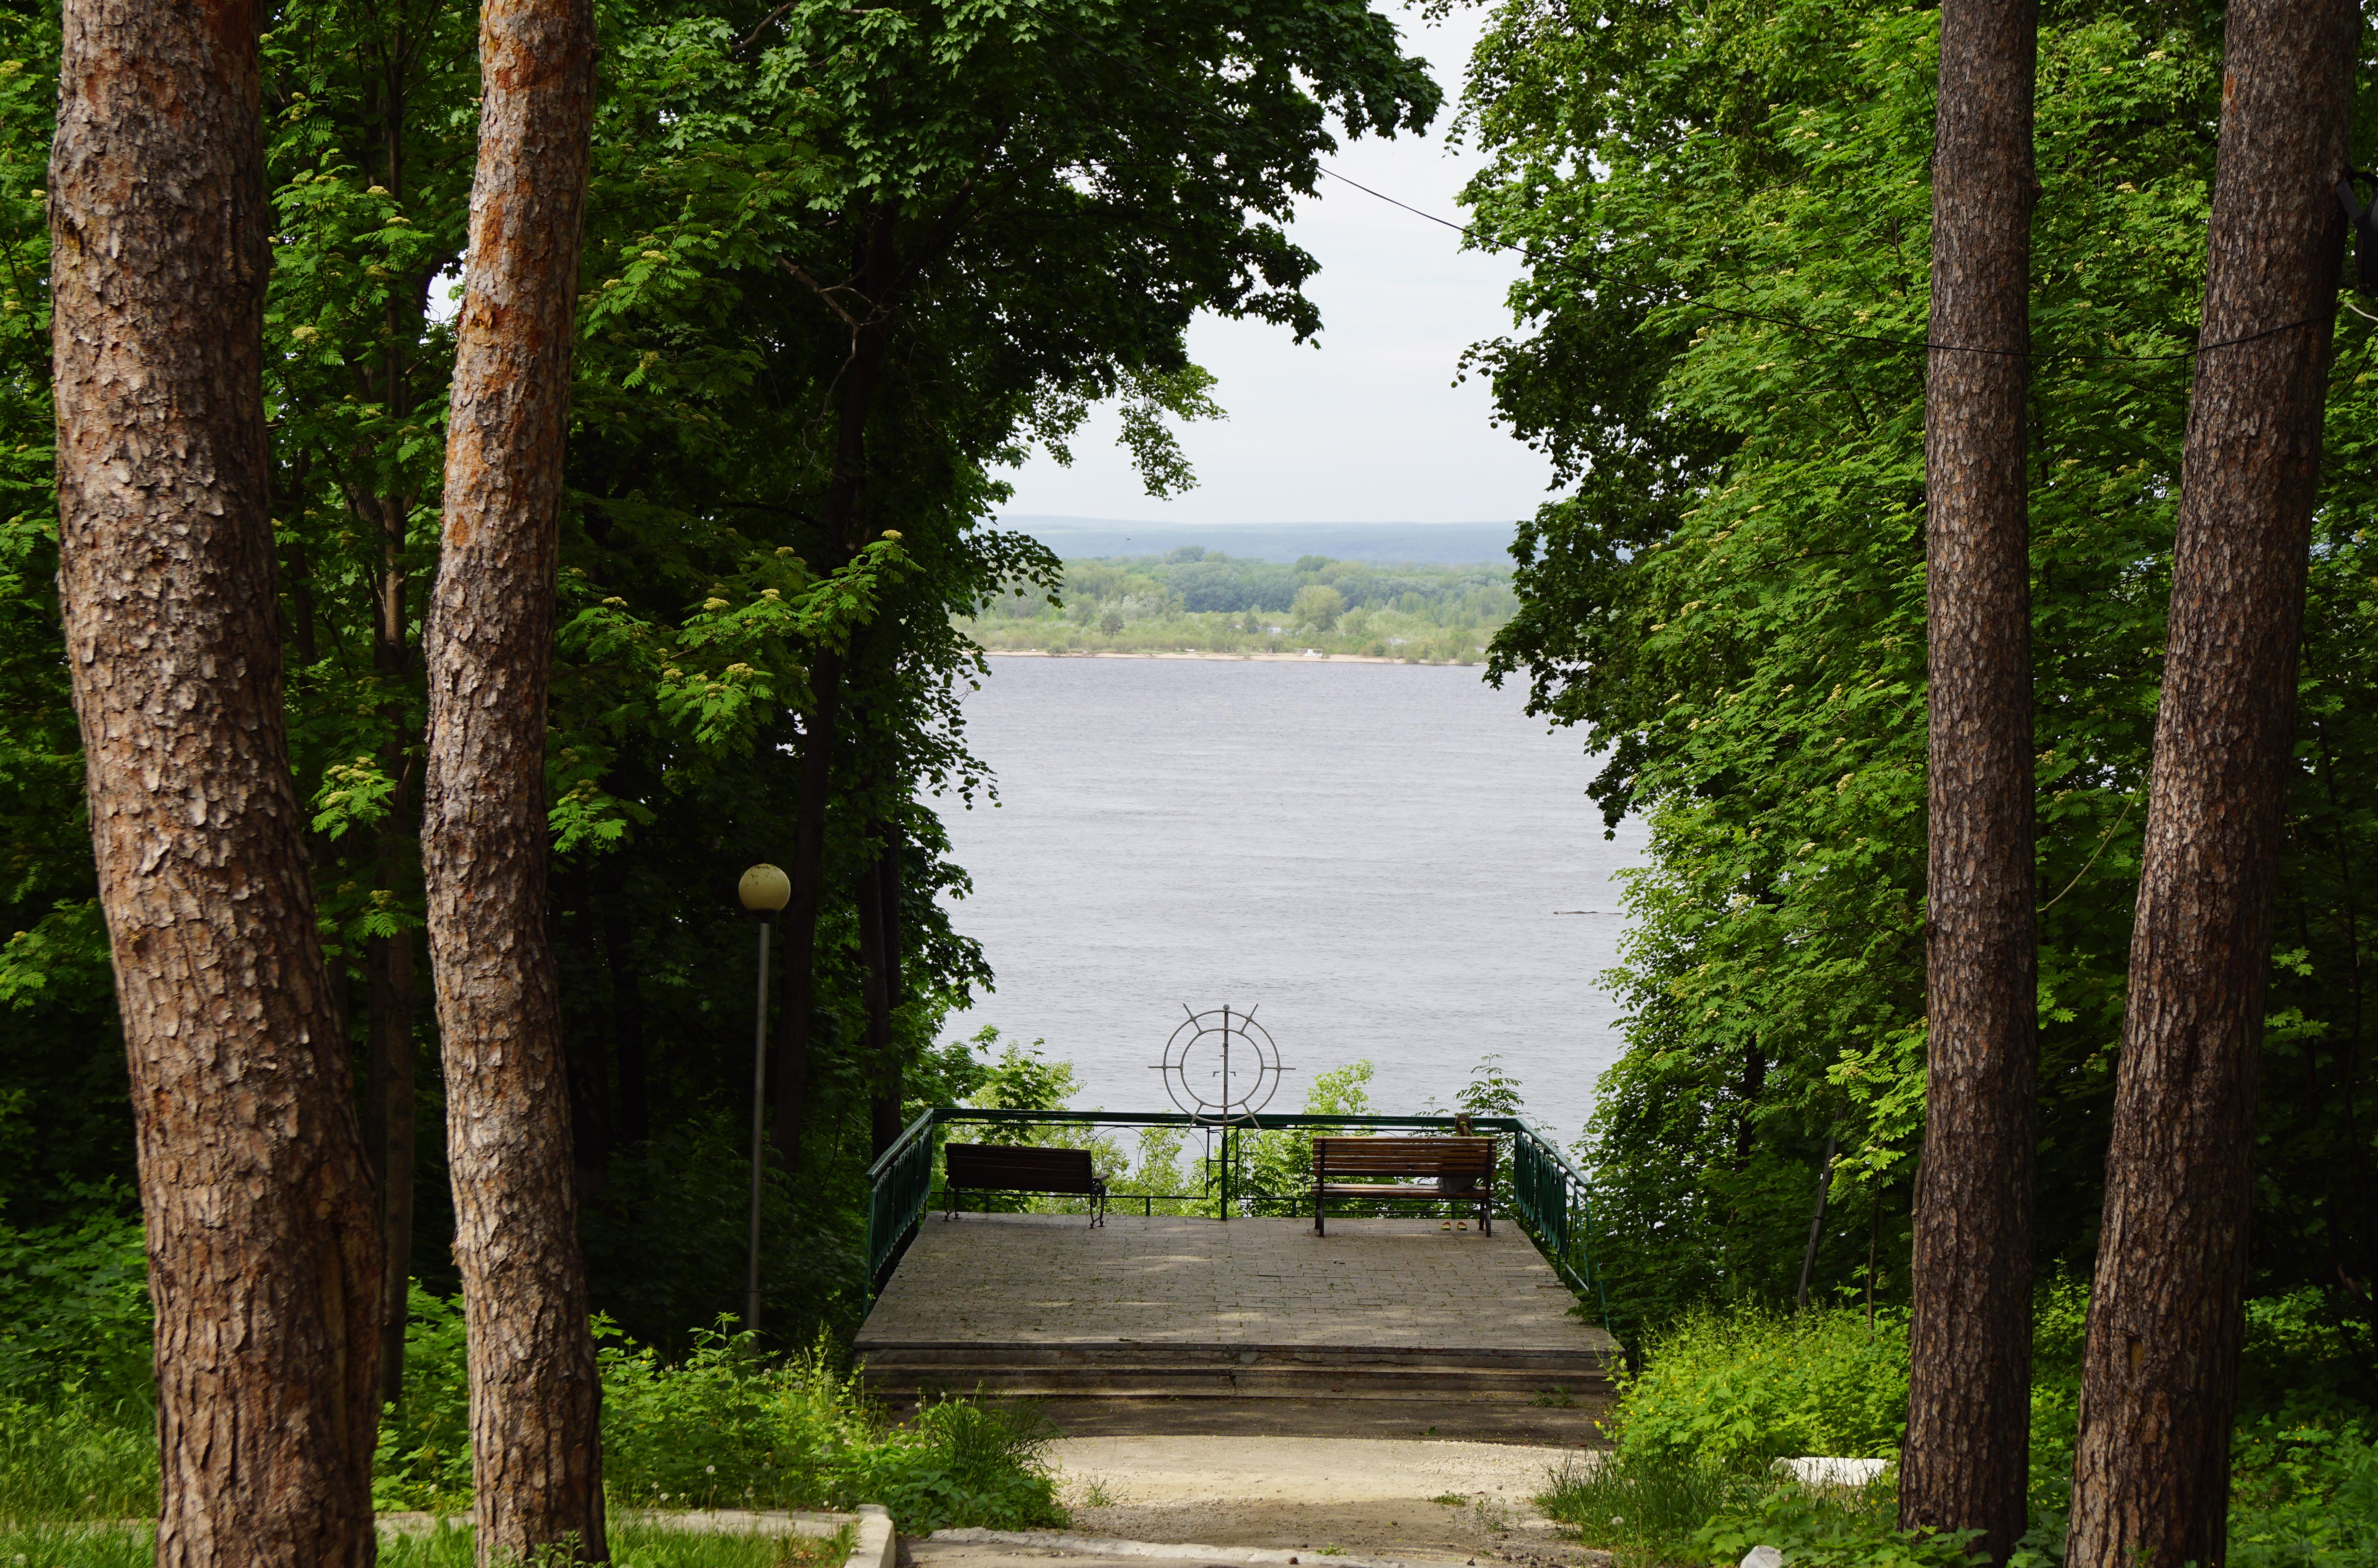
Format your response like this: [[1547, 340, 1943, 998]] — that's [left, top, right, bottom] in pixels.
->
[[961, 549, 1517, 660]]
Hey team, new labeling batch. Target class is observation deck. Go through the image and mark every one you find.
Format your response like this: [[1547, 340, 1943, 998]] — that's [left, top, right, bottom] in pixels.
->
[[856, 1111, 1619, 1443]]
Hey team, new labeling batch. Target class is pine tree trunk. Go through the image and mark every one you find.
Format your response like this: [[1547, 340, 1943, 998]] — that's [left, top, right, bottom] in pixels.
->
[[418, 0, 603, 1559], [48, 2, 384, 1562], [1900, 0, 2039, 1558], [2067, 3, 2353, 1563]]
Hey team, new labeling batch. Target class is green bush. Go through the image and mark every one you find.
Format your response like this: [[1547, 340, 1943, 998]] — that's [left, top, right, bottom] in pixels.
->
[[0, 1210, 152, 1407], [374, 1288, 1063, 1531], [2229, 1411, 2378, 1568], [1611, 1305, 1910, 1471], [1695, 1487, 1984, 1568]]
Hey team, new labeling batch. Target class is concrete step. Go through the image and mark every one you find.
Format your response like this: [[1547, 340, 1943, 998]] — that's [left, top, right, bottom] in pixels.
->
[[857, 1339, 1612, 1409], [855, 1340, 1613, 1374], [866, 1368, 1607, 1387]]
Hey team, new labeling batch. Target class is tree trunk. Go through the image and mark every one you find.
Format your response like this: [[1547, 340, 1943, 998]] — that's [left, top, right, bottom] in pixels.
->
[[418, 0, 603, 1559], [1900, 0, 2039, 1557], [2066, 3, 2353, 1564], [770, 212, 901, 1167], [345, 17, 438, 1413], [860, 821, 904, 1158], [772, 645, 842, 1168], [49, 2, 384, 1562], [364, 508, 419, 1412], [366, 923, 418, 1410]]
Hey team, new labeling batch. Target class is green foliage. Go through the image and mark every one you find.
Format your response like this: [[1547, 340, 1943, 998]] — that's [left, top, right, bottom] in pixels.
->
[[376, 1290, 1061, 1530], [0, 0, 1441, 1368], [0, 1209, 151, 1407], [1612, 1307, 1910, 1472], [1537, 1449, 1765, 1567], [1237, 1060, 1378, 1205], [0, 1520, 848, 1568], [1553, 1287, 2375, 1566], [0, 1399, 157, 1524], [1694, 1488, 1983, 1568], [1464, 0, 2378, 1352]]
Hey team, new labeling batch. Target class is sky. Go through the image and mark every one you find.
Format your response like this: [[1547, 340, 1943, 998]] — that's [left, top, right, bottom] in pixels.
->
[[994, 6, 1559, 528]]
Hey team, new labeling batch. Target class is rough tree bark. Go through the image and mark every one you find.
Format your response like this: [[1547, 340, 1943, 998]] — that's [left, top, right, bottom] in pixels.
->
[[1899, 0, 2040, 1558], [418, 0, 604, 1559], [2067, 3, 2354, 1564], [48, 1, 385, 1562]]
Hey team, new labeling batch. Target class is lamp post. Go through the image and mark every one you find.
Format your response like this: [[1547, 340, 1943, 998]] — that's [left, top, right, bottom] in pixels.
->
[[737, 862, 792, 1334]]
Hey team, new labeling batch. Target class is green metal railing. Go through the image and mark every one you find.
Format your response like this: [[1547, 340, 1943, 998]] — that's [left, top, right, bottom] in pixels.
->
[[862, 1108, 1610, 1327]]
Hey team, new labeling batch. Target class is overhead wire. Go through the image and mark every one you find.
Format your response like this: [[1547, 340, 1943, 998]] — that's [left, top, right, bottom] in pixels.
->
[[1043, 14, 2350, 369]]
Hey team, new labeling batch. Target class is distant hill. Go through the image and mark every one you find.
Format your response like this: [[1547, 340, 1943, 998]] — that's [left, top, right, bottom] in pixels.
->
[[1000, 515, 1519, 566]]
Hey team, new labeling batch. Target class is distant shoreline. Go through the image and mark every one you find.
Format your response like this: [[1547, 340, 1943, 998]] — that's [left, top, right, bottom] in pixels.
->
[[981, 648, 1480, 667]]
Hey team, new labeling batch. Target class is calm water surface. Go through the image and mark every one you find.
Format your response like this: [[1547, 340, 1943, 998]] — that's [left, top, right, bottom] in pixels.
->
[[932, 656, 1647, 1146]]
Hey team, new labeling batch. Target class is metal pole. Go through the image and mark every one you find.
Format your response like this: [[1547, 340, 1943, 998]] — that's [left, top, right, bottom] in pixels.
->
[[746, 916, 772, 1334], [1220, 1007, 1231, 1221]]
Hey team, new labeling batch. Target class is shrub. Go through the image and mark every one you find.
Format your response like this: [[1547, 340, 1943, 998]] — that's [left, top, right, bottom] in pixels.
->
[[1695, 1486, 1986, 1568], [374, 1289, 1064, 1531], [0, 1210, 152, 1407], [2229, 1411, 2378, 1568], [1612, 1305, 1910, 1472]]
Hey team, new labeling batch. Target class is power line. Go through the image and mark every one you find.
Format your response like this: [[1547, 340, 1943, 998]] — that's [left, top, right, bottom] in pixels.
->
[[1315, 165, 1477, 237], [1043, 15, 2348, 368]]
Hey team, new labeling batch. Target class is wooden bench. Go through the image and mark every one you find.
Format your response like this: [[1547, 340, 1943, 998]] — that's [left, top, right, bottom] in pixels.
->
[[943, 1142, 1107, 1226], [1313, 1136, 1495, 1236]]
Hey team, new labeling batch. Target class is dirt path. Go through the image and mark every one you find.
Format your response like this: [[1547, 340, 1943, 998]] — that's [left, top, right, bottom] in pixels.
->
[[1023, 1436, 1603, 1565]]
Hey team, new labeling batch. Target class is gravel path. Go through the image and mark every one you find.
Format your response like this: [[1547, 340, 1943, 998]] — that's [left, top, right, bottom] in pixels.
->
[[1033, 1436, 1603, 1564]]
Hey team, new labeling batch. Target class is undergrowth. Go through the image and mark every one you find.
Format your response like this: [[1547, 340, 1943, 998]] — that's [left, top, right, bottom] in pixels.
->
[[1541, 1288, 2378, 1568], [0, 1518, 850, 1568], [0, 1261, 1063, 1535]]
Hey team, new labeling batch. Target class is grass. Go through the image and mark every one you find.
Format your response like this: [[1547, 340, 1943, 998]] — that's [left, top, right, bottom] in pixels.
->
[[0, 1518, 850, 1568], [1537, 1449, 1772, 1567]]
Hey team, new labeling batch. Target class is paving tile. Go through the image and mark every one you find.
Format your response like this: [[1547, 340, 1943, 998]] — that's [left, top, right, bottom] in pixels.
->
[[859, 1214, 1615, 1352]]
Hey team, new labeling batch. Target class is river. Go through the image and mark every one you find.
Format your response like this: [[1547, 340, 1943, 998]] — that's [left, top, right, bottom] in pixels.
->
[[930, 654, 1648, 1148]]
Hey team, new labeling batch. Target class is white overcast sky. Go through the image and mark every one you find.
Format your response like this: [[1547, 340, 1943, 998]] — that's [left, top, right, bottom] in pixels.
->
[[997, 5, 1557, 527]]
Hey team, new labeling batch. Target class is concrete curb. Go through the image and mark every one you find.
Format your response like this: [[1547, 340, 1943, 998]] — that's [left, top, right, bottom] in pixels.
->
[[377, 1504, 895, 1565], [852, 1505, 898, 1568], [926, 1527, 1453, 1568]]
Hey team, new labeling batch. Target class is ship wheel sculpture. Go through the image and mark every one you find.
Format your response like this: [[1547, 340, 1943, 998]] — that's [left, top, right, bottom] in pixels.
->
[[1157, 1003, 1287, 1124], [1155, 1005, 1289, 1218]]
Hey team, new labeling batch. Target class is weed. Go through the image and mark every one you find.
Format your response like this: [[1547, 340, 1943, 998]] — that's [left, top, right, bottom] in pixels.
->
[[1432, 1493, 1468, 1507], [1537, 1449, 1760, 1567]]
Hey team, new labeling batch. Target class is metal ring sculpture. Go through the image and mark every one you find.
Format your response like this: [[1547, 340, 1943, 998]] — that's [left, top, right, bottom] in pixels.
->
[[1157, 1004, 1287, 1124]]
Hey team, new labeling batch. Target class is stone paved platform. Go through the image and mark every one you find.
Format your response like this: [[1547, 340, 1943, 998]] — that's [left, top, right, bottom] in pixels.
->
[[858, 1213, 1612, 1352]]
